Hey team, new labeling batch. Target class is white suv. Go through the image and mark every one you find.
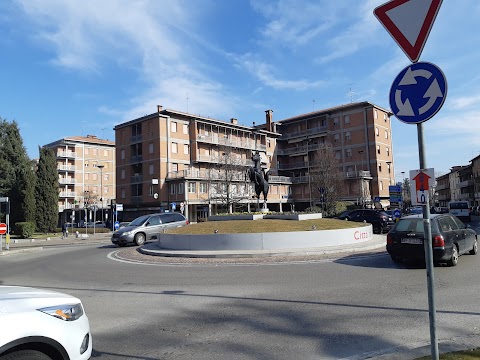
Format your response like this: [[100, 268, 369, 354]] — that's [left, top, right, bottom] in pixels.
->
[[0, 286, 92, 360]]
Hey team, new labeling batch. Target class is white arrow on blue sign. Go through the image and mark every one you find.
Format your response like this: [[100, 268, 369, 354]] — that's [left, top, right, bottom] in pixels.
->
[[389, 61, 447, 124]]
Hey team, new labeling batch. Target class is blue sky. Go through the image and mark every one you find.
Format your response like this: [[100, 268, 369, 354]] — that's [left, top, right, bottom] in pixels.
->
[[0, 0, 479, 181]]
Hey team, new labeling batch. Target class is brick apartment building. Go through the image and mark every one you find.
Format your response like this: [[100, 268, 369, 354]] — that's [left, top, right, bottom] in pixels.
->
[[45, 135, 116, 225], [113, 102, 394, 222]]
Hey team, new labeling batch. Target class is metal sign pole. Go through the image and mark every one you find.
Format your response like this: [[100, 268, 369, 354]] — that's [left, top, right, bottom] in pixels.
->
[[417, 123, 439, 360]]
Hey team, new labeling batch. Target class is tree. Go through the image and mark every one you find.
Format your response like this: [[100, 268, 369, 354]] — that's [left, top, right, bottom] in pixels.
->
[[0, 119, 36, 225], [309, 143, 345, 215], [207, 146, 251, 213], [35, 146, 59, 232]]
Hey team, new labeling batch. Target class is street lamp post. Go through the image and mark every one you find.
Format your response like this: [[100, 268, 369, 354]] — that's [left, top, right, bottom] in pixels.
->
[[98, 165, 105, 228], [307, 139, 312, 209], [358, 150, 365, 208]]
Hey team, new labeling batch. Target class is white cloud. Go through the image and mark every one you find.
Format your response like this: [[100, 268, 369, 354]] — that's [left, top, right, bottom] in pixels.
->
[[450, 95, 480, 110]]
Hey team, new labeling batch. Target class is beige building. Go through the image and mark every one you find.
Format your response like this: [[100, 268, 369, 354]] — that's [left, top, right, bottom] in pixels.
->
[[45, 135, 116, 225], [114, 102, 395, 221]]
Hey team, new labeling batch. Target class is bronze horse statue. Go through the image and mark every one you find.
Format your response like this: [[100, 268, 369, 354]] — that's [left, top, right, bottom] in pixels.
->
[[246, 151, 270, 204]]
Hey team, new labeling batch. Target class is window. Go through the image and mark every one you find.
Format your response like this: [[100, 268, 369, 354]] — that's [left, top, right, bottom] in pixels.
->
[[184, 144, 189, 155], [379, 181, 383, 191], [374, 109, 378, 119], [149, 164, 154, 175], [121, 149, 125, 160], [178, 183, 184, 194], [171, 163, 178, 172], [334, 117, 339, 126], [188, 182, 197, 193], [387, 163, 391, 173], [334, 134, 340, 142], [267, 139, 271, 148], [121, 169, 125, 179], [172, 142, 178, 153], [149, 142, 153, 154], [149, 185, 154, 196], [344, 115, 350, 124], [84, 162, 89, 167], [170, 184, 176, 194], [376, 127, 379, 136], [346, 149, 352, 158], [384, 113, 387, 121], [171, 122, 177, 133], [85, 148, 89, 155], [85, 173, 89, 180], [104, 149, 108, 156], [121, 188, 125, 199], [335, 151, 341, 160], [183, 124, 189, 134], [345, 131, 351, 141], [377, 145, 380, 154], [200, 182, 207, 193], [92, 148, 97, 156], [386, 147, 390, 156], [379, 164, 382, 172], [385, 130, 389, 139]]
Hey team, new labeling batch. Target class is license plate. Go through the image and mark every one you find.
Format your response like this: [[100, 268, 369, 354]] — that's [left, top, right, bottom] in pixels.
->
[[401, 238, 423, 244]]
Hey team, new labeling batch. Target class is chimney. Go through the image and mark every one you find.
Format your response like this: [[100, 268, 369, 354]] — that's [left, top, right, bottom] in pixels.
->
[[230, 118, 238, 125], [86, 135, 97, 139], [157, 105, 163, 112], [265, 109, 273, 132]]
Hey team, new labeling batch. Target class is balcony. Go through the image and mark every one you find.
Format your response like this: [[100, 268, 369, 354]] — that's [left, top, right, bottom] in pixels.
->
[[279, 126, 329, 141], [59, 191, 76, 198], [58, 165, 76, 172], [59, 178, 76, 185], [57, 151, 76, 158], [277, 162, 307, 170], [458, 179, 474, 188], [435, 183, 449, 191], [131, 174, 143, 183], [130, 155, 143, 163], [276, 142, 320, 156], [458, 193, 472, 200], [196, 134, 267, 151], [130, 134, 143, 143], [346, 171, 372, 179]]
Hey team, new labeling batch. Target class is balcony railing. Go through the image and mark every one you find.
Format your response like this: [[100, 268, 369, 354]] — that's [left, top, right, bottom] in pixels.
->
[[346, 171, 372, 179], [57, 151, 76, 158], [276, 142, 320, 156], [58, 165, 76, 171], [435, 183, 448, 191], [196, 134, 267, 151], [279, 126, 329, 141], [130, 134, 143, 143], [130, 155, 143, 163], [59, 191, 76, 198], [458, 179, 474, 188], [196, 155, 254, 167], [131, 175, 143, 183], [59, 178, 76, 184]]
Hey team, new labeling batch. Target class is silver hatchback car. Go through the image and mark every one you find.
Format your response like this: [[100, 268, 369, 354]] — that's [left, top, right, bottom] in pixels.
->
[[111, 212, 188, 247]]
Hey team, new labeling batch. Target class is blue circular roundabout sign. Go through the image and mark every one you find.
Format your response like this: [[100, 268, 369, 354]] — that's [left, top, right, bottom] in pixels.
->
[[389, 61, 447, 124]]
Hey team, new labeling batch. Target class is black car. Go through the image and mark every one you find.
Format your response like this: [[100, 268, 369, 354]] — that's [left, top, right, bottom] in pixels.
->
[[338, 209, 395, 234], [386, 214, 477, 266]]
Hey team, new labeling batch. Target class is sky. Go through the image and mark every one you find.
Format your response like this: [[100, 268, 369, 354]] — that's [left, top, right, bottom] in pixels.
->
[[1, 0, 479, 182]]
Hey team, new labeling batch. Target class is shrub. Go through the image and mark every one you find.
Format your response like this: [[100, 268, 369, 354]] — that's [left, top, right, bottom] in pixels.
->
[[14, 222, 36, 238]]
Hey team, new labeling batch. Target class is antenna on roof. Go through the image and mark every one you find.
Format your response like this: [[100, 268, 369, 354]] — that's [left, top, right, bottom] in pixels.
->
[[312, 99, 316, 111], [347, 84, 355, 103]]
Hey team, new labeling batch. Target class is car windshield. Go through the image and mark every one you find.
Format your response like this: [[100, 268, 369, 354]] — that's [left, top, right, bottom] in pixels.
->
[[129, 215, 150, 226], [449, 202, 469, 209]]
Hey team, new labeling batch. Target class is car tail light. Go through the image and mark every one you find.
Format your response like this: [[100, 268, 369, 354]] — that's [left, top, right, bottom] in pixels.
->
[[186, 220, 189, 225], [433, 235, 445, 247], [387, 234, 393, 244]]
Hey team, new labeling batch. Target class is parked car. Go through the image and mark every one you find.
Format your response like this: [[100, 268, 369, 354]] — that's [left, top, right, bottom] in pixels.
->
[[83, 221, 106, 228], [0, 285, 92, 360], [338, 209, 395, 234], [386, 214, 477, 266], [111, 212, 189, 247]]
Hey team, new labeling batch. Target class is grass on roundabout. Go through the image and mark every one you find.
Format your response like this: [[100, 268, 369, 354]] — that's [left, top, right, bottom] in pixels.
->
[[168, 218, 368, 235], [415, 348, 480, 359]]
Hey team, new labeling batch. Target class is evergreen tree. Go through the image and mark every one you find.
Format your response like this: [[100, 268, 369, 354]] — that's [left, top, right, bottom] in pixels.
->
[[35, 146, 59, 232], [0, 119, 36, 225]]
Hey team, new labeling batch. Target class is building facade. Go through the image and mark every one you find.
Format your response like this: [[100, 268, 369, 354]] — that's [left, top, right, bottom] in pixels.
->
[[114, 102, 395, 221], [44, 135, 116, 225]]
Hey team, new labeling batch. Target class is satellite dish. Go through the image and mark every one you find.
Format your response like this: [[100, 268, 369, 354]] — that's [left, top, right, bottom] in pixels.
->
[[153, 193, 159, 199]]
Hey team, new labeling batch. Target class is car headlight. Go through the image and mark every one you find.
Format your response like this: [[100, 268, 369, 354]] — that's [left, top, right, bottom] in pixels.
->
[[38, 303, 84, 321], [123, 230, 134, 235]]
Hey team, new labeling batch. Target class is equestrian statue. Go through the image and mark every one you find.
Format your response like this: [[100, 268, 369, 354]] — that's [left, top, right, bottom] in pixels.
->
[[246, 150, 270, 209]]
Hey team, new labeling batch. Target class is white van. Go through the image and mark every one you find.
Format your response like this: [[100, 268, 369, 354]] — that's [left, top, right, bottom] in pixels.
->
[[448, 201, 471, 222]]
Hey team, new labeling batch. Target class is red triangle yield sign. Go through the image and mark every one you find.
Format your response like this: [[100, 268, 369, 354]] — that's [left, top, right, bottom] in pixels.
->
[[374, 0, 443, 63]]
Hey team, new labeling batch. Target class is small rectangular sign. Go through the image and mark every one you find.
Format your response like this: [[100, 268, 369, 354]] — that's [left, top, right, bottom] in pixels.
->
[[116, 204, 124, 211]]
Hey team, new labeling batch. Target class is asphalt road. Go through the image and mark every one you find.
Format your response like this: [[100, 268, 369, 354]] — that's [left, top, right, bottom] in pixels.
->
[[1, 236, 480, 360]]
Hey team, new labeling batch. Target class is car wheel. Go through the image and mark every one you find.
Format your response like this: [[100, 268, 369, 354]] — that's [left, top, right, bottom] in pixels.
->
[[372, 223, 382, 234], [469, 238, 478, 255], [134, 233, 146, 246], [0, 350, 53, 360], [448, 245, 459, 267]]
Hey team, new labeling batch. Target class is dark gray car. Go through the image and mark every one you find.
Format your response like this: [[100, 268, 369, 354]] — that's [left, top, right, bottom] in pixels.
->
[[111, 213, 188, 247]]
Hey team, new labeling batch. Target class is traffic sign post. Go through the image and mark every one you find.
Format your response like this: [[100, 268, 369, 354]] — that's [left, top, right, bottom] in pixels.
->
[[375, 1, 444, 358], [0, 223, 7, 252]]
